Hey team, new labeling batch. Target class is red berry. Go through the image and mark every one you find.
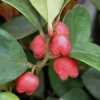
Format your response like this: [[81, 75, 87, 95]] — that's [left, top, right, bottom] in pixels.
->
[[53, 56, 78, 80], [30, 35, 46, 59], [15, 72, 39, 95], [53, 21, 69, 37], [50, 35, 71, 56]]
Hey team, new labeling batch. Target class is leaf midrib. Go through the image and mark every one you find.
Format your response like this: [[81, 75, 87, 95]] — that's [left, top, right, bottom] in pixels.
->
[[71, 50, 100, 58]]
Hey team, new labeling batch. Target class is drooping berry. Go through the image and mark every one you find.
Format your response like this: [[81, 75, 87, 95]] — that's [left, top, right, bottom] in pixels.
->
[[53, 56, 78, 80], [30, 35, 46, 59], [50, 35, 71, 56], [53, 21, 69, 37], [15, 72, 39, 95]]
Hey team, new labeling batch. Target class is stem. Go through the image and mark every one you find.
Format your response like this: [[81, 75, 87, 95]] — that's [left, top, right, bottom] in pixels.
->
[[36, 37, 51, 75], [44, 63, 49, 66], [48, 24, 53, 37], [39, 29, 45, 40], [53, 15, 60, 27], [26, 62, 34, 69], [53, 30, 60, 35], [49, 53, 61, 59], [31, 65, 37, 74]]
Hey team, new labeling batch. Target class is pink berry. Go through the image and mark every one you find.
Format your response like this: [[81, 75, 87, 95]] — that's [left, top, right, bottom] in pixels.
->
[[15, 72, 39, 95], [53, 56, 78, 80], [30, 35, 46, 59], [50, 35, 71, 56], [53, 21, 69, 37]]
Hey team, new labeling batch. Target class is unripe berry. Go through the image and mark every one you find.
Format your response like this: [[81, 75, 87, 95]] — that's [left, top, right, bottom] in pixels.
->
[[53, 56, 78, 80], [53, 21, 69, 37], [15, 72, 39, 95], [30, 35, 46, 59], [50, 35, 71, 56]]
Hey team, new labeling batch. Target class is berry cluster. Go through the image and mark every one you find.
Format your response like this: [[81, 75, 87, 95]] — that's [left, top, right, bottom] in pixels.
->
[[15, 21, 78, 95], [30, 21, 78, 80], [50, 22, 78, 80]]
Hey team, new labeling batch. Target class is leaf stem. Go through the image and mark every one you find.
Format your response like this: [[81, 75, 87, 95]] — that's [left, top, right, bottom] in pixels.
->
[[48, 23, 53, 37], [39, 29, 45, 40], [31, 65, 37, 74], [53, 15, 60, 27]]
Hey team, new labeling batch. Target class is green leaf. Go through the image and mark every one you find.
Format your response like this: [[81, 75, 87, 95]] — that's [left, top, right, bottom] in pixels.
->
[[34, 70, 45, 98], [90, 0, 100, 10], [0, 16, 45, 39], [0, 92, 20, 100], [82, 68, 100, 100], [49, 60, 83, 97], [0, 16, 37, 39], [60, 89, 91, 100], [63, 5, 91, 45], [25, 50, 37, 64], [29, 0, 64, 24], [2, 0, 43, 31], [70, 43, 100, 71], [0, 29, 28, 85], [46, 97, 58, 100]]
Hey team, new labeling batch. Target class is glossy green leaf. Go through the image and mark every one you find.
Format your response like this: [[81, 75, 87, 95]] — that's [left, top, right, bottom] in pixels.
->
[[90, 0, 100, 10], [0, 16, 37, 39], [49, 60, 83, 97], [60, 89, 91, 100], [70, 43, 100, 71], [63, 5, 91, 45], [2, 0, 42, 30], [0, 29, 28, 85], [30, 0, 64, 24], [0, 92, 20, 100], [82, 68, 100, 99], [0, 16, 45, 39]]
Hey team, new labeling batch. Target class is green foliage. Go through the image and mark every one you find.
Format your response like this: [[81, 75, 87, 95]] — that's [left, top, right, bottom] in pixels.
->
[[49, 60, 83, 97], [2, 0, 43, 31], [46, 89, 91, 100], [70, 43, 100, 71], [0, 0, 99, 100], [0, 92, 20, 100], [47, 97, 58, 100], [63, 5, 91, 45], [29, 0, 64, 25], [34, 70, 45, 98], [0, 16, 45, 39], [60, 89, 91, 100], [25, 50, 37, 64], [90, 0, 100, 10], [82, 68, 100, 99], [0, 29, 28, 85]]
